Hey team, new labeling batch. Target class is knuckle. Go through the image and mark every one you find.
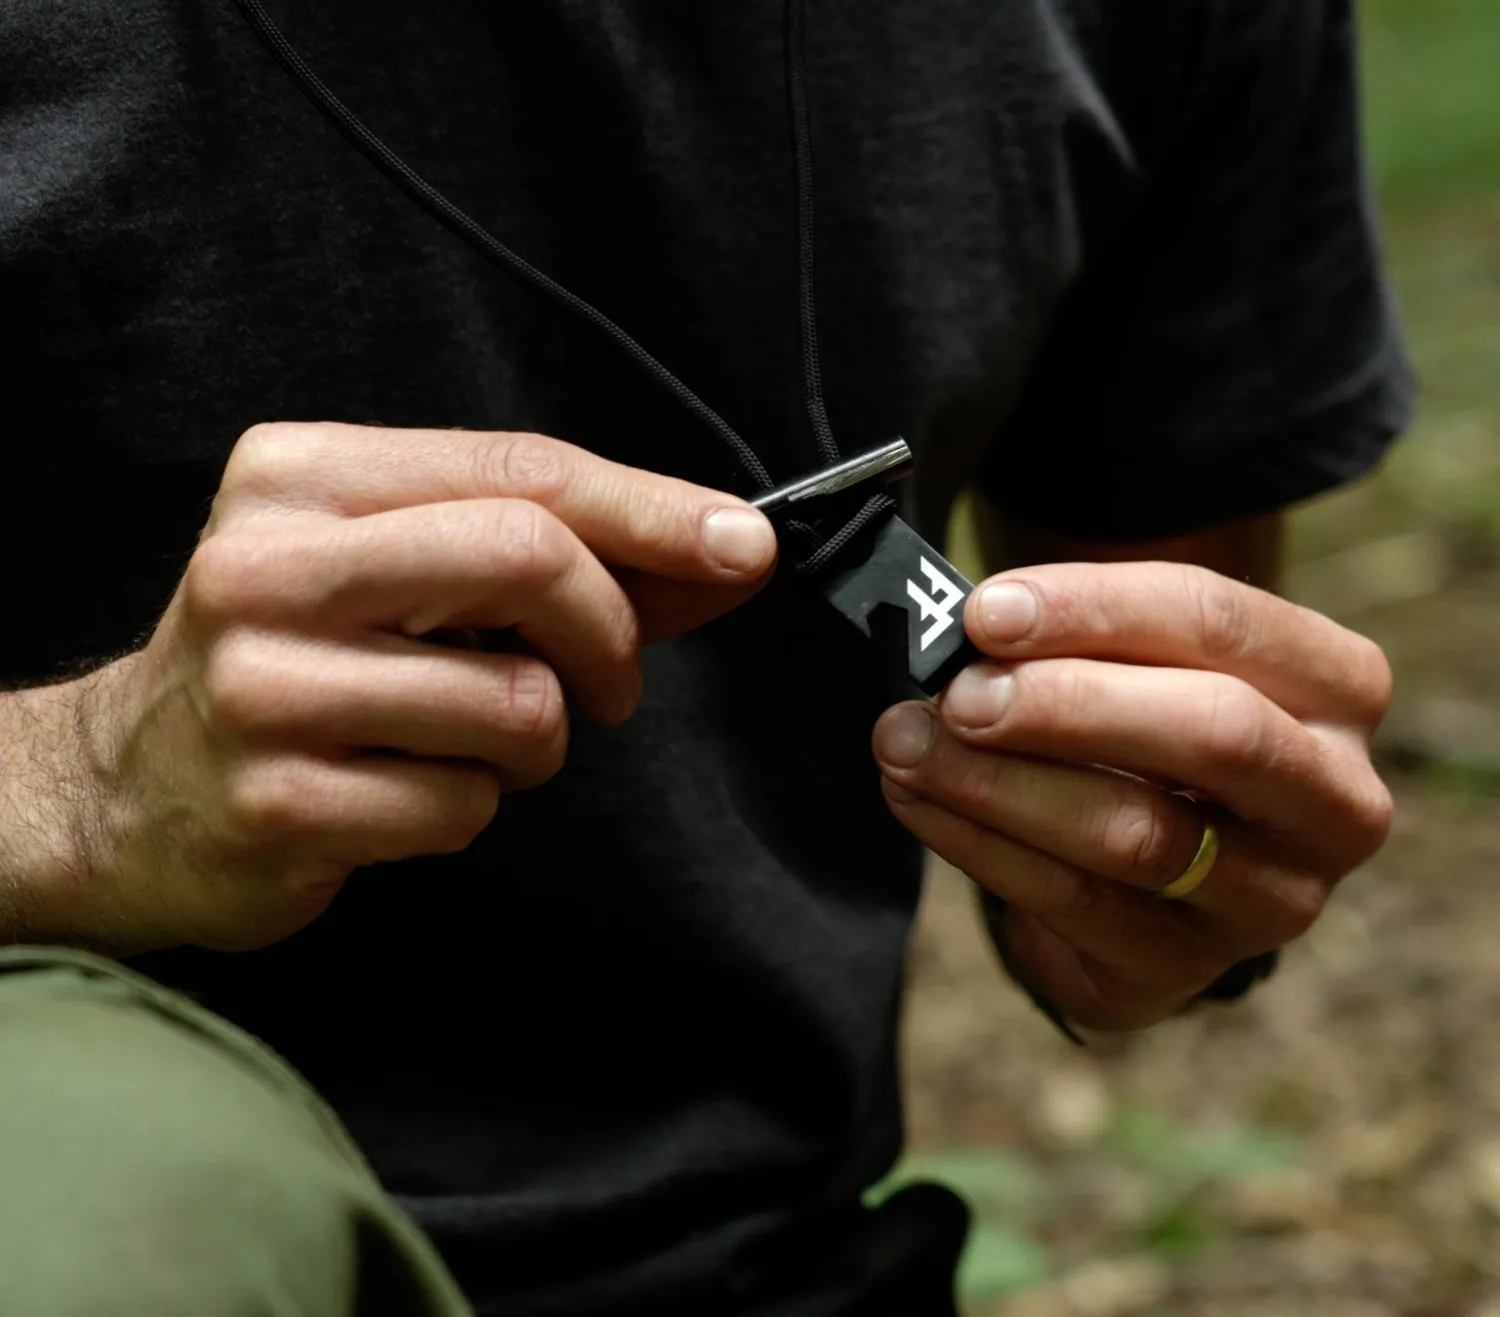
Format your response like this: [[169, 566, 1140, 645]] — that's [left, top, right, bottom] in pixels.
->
[[1198, 678, 1271, 773], [1348, 635, 1395, 728], [496, 659, 566, 746], [200, 631, 280, 735], [1260, 875, 1330, 943], [1071, 947, 1215, 1032], [1346, 774, 1395, 860], [488, 500, 571, 588], [1017, 660, 1088, 737], [1066, 965, 1163, 1033], [605, 602, 644, 672], [184, 533, 286, 626], [493, 432, 571, 501], [620, 478, 693, 556], [1052, 867, 1105, 921], [226, 763, 313, 843], [1093, 795, 1180, 883], [228, 423, 285, 480], [1186, 567, 1254, 663], [1303, 736, 1394, 869], [611, 664, 646, 724], [182, 538, 238, 626], [227, 422, 317, 492], [945, 745, 1005, 809], [427, 774, 502, 854]]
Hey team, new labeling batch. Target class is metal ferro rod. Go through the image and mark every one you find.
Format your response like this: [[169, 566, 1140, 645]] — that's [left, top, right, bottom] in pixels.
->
[[749, 437, 913, 517]]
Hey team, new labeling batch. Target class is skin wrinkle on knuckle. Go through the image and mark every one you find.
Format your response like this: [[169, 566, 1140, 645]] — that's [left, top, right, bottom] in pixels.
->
[[1059, 871, 1103, 922], [1094, 793, 1180, 883], [1022, 659, 1090, 741], [1184, 564, 1256, 664], [939, 741, 1011, 816], [1048, 575, 1104, 646], [1197, 676, 1273, 775], [493, 431, 572, 501], [490, 499, 569, 592], [621, 477, 687, 558], [496, 659, 565, 747]]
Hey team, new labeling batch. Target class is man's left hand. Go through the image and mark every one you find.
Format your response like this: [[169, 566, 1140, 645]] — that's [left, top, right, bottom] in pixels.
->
[[872, 561, 1393, 1031]]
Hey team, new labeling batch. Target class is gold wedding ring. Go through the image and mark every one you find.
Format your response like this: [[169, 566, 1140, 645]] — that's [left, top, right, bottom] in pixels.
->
[[1154, 795, 1220, 901]]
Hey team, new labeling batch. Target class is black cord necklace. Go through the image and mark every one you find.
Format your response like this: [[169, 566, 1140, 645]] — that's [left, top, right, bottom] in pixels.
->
[[230, 0, 979, 692]]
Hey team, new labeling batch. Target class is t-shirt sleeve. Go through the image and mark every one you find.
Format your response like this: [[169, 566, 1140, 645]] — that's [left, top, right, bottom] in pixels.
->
[[974, 0, 1415, 542]]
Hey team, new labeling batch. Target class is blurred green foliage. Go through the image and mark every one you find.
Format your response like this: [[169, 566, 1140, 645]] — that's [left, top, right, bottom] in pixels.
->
[[876, 1112, 1303, 1304], [1296, 0, 1500, 799], [1292, 0, 1500, 565], [1362, 0, 1500, 211]]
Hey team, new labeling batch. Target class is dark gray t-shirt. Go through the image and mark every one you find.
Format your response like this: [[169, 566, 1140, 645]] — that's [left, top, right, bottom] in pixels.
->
[[1, 1, 1410, 1313]]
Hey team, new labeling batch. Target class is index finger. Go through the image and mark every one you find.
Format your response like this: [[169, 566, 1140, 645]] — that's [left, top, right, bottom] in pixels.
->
[[963, 561, 1391, 727], [221, 422, 777, 584]]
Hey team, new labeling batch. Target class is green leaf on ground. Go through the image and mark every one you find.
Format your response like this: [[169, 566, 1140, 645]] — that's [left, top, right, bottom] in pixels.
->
[[958, 1221, 1055, 1300], [1107, 1107, 1301, 1190]]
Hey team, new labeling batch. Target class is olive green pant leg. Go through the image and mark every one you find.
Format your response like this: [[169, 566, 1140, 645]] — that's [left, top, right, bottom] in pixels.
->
[[0, 946, 472, 1317]]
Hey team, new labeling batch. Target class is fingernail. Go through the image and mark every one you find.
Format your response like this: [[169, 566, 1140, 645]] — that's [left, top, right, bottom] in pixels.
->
[[703, 507, 776, 575], [974, 582, 1038, 645], [943, 664, 1015, 730], [874, 704, 936, 769]]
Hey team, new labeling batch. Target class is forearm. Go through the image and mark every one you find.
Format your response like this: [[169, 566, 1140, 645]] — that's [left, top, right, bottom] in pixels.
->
[[0, 677, 102, 945]]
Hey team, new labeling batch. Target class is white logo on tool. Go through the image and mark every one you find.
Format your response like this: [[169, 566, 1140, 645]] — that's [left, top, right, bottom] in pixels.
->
[[906, 558, 964, 651]]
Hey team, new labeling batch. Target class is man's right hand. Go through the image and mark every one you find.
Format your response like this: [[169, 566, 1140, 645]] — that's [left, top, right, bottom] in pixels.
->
[[2, 423, 777, 954]]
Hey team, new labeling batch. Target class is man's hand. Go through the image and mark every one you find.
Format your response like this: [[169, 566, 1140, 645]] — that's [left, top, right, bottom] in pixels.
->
[[6, 423, 776, 954], [872, 561, 1393, 1031]]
